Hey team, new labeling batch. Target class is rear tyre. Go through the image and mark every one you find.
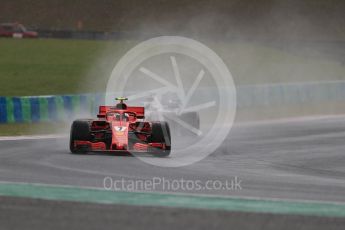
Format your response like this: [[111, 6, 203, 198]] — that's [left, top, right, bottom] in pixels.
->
[[69, 120, 92, 154], [179, 112, 200, 130], [150, 121, 171, 157], [168, 112, 200, 137]]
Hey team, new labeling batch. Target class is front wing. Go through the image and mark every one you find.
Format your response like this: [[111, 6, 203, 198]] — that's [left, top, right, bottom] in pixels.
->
[[73, 140, 166, 153]]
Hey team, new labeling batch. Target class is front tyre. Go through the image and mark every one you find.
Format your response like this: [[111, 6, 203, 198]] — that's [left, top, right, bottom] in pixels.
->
[[69, 120, 92, 154]]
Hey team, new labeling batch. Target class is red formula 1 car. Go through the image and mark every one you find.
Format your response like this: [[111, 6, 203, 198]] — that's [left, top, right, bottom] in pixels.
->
[[69, 98, 171, 157]]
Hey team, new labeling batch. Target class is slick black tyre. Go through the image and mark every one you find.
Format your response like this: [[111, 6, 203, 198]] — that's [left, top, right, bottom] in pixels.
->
[[170, 112, 200, 136], [69, 120, 92, 154], [150, 121, 171, 157], [180, 112, 200, 130]]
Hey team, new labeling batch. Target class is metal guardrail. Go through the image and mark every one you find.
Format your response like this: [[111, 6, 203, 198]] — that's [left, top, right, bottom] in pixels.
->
[[1, 81, 345, 123], [0, 94, 104, 123], [237, 81, 345, 108]]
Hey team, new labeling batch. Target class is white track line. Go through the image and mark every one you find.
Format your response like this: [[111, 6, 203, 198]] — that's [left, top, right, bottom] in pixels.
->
[[0, 134, 67, 141]]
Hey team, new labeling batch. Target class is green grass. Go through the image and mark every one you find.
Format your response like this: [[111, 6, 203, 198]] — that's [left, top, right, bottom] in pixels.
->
[[212, 41, 345, 85], [0, 122, 70, 136], [0, 38, 137, 96], [1, 38, 345, 98]]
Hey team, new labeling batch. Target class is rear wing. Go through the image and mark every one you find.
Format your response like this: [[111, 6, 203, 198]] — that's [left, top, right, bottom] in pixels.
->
[[127, 106, 145, 119], [98, 106, 145, 119]]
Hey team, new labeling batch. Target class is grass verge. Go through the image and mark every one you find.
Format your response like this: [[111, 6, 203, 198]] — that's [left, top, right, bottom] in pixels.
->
[[0, 38, 137, 96], [0, 122, 69, 136]]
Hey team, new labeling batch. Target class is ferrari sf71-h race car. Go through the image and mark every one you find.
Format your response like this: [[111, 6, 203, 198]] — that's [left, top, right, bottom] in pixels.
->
[[69, 98, 171, 157]]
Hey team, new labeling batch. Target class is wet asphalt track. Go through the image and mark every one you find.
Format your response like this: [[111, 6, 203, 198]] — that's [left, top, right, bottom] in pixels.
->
[[2, 196, 345, 230], [2, 116, 345, 229], [1, 115, 345, 202]]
